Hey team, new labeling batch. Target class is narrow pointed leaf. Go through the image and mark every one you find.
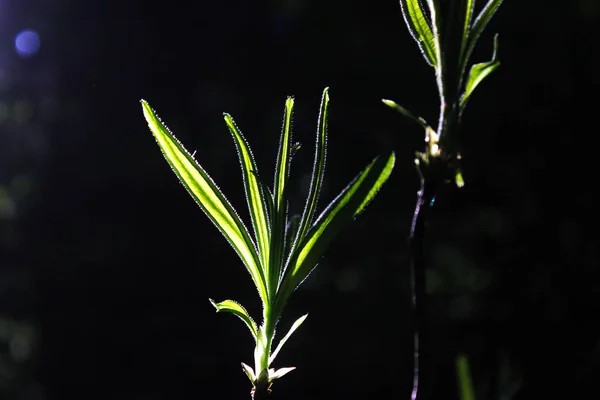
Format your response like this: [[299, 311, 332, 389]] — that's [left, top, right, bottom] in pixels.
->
[[269, 96, 295, 298], [460, 34, 500, 110], [269, 314, 308, 364], [241, 362, 256, 383], [456, 353, 475, 400], [382, 99, 429, 129], [209, 299, 258, 340], [293, 87, 329, 251], [464, 0, 503, 66], [269, 367, 296, 381], [251, 170, 276, 227], [141, 101, 268, 305], [354, 154, 397, 216], [459, 0, 476, 64], [400, 0, 439, 67], [455, 168, 465, 188], [224, 114, 271, 281], [275, 152, 396, 315], [274, 97, 295, 218]]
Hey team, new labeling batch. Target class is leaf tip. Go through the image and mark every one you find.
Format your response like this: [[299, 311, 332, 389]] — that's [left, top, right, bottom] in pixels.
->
[[298, 313, 309, 325], [455, 169, 465, 188], [140, 99, 153, 116], [286, 96, 295, 109], [242, 362, 256, 382], [223, 112, 234, 124], [492, 33, 500, 60], [381, 101, 429, 129], [389, 150, 397, 164], [270, 366, 296, 380], [140, 100, 161, 130]]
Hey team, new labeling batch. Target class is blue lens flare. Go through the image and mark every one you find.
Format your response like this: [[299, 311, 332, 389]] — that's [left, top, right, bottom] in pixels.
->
[[14, 30, 41, 57]]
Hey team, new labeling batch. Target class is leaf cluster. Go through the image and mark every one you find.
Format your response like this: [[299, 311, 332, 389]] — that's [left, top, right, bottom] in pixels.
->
[[141, 88, 395, 391]]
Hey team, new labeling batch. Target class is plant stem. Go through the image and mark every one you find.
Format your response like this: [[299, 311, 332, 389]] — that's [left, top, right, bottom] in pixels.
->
[[251, 316, 276, 400], [408, 169, 433, 400], [410, 100, 456, 400], [251, 385, 270, 400]]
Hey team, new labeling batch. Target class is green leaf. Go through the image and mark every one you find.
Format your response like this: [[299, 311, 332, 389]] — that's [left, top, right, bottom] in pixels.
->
[[292, 87, 329, 252], [458, 0, 476, 64], [241, 362, 256, 382], [455, 168, 465, 188], [224, 114, 272, 287], [269, 314, 308, 364], [456, 353, 475, 400], [460, 34, 500, 110], [274, 97, 295, 220], [141, 100, 269, 305], [399, 0, 440, 67], [275, 152, 396, 315], [381, 99, 429, 129], [251, 170, 276, 227], [354, 154, 396, 216], [464, 0, 503, 66], [269, 367, 296, 381], [269, 96, 295, 299], [209, 299, 258, 340]]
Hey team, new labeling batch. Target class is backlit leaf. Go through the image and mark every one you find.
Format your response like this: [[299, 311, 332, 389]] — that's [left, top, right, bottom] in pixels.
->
[[459, 0, 476, 65], [269, 314, 308, 364], [460, 34, 500, 111], [381, 99, 429, 129], [456, 353, 475, 400], [274, 152, 396, 316], [141, 100, 268, 305], [241, 362, 256, 382], [210, 299, 258, 340], [400, 0, 440, 67], [224, 114, 272, 287], [292, 87, 329, 255], [269, 367, 296, 381], [464, 0, 503, 66], [269, 97, 295, 298]]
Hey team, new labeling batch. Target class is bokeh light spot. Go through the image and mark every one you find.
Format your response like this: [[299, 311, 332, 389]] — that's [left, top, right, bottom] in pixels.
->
[[14, 30, 41, 57]]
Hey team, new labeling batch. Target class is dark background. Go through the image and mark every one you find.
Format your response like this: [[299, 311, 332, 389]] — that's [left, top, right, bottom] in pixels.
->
[[0, 0, 597, 399]]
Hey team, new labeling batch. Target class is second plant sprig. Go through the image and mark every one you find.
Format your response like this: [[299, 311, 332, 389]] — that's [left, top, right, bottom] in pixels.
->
[[383, 1, 503, 400], [141, 88, 395, 398], [385, 0, 503, 186]]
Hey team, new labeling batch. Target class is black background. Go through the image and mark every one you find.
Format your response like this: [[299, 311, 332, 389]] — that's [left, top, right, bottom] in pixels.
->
[[0, 0, 597, 399]]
